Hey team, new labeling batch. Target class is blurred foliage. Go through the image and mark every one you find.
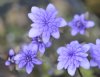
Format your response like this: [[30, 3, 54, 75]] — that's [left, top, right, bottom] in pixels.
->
[[0, 0, 100, 77]]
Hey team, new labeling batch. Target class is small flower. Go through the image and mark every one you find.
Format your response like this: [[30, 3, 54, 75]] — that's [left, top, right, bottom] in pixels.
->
[[14, 44, 42, 74], [68, 14, 95, 36], [89, 39, 100, 68], [57, 41, 90, 76], [5, 49, 15, 66], [30, 36, 51, 54], [28, 3, 67, 43]]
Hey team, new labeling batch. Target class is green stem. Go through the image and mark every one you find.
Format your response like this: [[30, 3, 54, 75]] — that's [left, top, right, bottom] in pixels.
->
[[78, 68, 83, 77]]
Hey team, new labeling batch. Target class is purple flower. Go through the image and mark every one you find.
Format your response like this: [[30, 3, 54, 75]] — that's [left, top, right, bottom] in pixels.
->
[[57, 41, 90, 76], [5, 49, 15, 66], [68, 14, 95, 36], [30, 36, 51, 54], [14, 44, 42, 74], [28, 3, 67, 43], [89, 39, 100, 68]]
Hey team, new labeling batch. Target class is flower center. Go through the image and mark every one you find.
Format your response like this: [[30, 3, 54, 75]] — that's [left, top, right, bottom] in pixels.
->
[[44, 22, 49, 26], [26, 55, 32, 62], [76, 21, 85, 29], [68, 52, 74, 57], [42, 16, 57, 33], [33, 37, 43, 43], [43, 18, 50, 26], [37, 37, 43, 43]]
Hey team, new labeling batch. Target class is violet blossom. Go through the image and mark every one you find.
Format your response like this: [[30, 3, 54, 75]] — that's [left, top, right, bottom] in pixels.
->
[[14, 44, 42, 74], [30, 36, 51, 54], [57, 41, 90, 76], [68, 14, 95, 36], [28, 3, 67, 43], [89, 39, 100, 68], [5, 49, 15, 66]]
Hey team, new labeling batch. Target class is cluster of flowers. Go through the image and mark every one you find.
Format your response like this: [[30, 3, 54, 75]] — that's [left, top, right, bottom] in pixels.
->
[[5, 3, 100, 76]]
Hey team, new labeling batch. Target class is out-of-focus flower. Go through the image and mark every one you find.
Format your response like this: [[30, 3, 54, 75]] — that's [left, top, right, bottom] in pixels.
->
[[30, 36, 51, 54], [5, 49, 15, 66], [89, 39, 100, 68], [14, 44, 42, 74], [68, 14, 95, 36], [57, 41, 90, 76], [28, 3, 67, 43]]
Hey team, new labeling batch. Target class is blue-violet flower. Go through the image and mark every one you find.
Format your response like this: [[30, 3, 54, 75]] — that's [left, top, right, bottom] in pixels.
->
[[28, 3, 67, 43], [89, 39, 100, 68], [68, 14, 95, 36], [57, 41, 90, 76], [14, 44, 42, 74], [5, 49, 15, 66], [30, 36, 51, 54]]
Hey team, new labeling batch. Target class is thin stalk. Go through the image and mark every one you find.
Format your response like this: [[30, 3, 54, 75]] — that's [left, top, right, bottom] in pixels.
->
[[77, 68, 83, 77]]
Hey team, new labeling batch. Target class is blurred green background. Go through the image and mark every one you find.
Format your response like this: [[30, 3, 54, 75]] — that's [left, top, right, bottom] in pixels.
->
[[0, 0, 100, 77]]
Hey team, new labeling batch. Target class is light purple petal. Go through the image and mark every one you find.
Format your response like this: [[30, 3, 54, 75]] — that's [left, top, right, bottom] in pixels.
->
[[28, 12, 44, 23], [57, 47, 66, 54], [39, 44, 45, 54], [88, 43, 94, 49], [80, 58, 90, 69], [70, 40, 79, 45], [68, 22, 73, 27], [80, 14, 85, 20], [29, 43, 38, 52], [28, 7, 41, 22], [22, 44, 29, 53], [80, 30, 85, 35], [31, 6, 40, 13], [51, 31, 60, 39], [31, 23, 41, 28], [28, 13, 35, 22], [74, 15, 80, 21], [46, 3, 57, 14], [75, 55, 83, 61], [42, 32, 50, 43], [71, 30, 78, 36], [96, 39, 100, 45], [59, 18, 67, 27], [86, 21, 95, 28], [18, 61, 26, 68], [57, 61, 65, 70], [82, 44, 90, 52], [58, 56, 65, 61], [23, 44, 37, 55], [45, 41, 52, 47], [26, 63, 34, 74], [32, 59, 42, 65], [14, 54, 21, 61], [64, 59, 71, 69], [9, 49, 14, 56], [67, 66, 76, 76], [5, 61, 10, 66], [46, 3, 58, 20], [28, 28, 42, 38], [90, 60, 97, 67], [76, 53, 88, 57]]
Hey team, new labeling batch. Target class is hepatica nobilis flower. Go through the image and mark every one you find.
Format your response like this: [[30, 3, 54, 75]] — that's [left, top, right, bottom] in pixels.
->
[[28, 3, 67, 43], [57, 41, 90, 76], [14, 44, 42, 74], [89, 39, 100, 68], [68, 14, 95, 36], [5, 49, 15, 66], [30, 36, 51, 54]]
